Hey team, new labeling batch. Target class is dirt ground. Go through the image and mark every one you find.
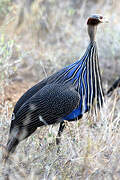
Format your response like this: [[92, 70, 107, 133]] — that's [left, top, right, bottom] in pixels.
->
[[0, 81, 34, 116], [3, 81, 34, 105]]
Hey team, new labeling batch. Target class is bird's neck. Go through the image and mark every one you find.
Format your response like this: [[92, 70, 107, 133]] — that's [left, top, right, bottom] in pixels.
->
[[87, 25, 97, 42]]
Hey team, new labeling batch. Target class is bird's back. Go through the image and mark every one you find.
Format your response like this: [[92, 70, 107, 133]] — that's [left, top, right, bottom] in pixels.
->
[[13, 41, 104, 122]]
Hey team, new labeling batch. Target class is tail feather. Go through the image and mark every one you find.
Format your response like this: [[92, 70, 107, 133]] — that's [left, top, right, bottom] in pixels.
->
[[2, 138, 19, 164], [6, 137, 19, 153]]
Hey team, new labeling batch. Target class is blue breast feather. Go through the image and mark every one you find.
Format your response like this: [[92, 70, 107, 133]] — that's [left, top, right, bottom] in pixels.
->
[[54, 42, 104, 120]]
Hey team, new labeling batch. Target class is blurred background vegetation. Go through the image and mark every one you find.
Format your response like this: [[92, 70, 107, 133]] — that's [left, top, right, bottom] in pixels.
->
[[0, 0, 120, 86], [0, 0, 120, 179]]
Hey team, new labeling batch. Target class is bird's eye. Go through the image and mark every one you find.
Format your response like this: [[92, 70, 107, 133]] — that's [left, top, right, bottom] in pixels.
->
[[100, 16, 103, 19]]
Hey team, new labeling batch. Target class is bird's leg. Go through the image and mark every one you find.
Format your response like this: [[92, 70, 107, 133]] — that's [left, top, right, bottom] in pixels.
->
[[56, 121, 65, 145]]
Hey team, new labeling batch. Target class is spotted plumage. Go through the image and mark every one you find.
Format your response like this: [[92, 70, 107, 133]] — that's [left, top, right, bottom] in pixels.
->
[[4, 14, 106, 159]]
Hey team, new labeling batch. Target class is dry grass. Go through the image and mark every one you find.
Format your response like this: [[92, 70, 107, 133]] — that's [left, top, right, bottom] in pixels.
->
[[0, 90, 120, 179], [0, 0, 120, 179]]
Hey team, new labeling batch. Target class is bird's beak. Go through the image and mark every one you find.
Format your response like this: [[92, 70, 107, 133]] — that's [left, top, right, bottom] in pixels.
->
[[100, 18, 109, 23]]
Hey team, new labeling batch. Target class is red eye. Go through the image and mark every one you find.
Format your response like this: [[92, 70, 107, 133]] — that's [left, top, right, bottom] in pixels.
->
[[100, 16, 103, 19]]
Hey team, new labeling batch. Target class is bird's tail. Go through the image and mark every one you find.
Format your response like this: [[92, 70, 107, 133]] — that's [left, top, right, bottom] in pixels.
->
[[2, 137, 19, 163], [6, 137, 19, 153]]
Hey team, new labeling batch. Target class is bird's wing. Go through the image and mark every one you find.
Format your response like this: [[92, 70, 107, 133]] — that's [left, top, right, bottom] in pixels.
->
[[13, 79, 47, 114], [13, 84, 80, 128], [13, 70, 66, 115]]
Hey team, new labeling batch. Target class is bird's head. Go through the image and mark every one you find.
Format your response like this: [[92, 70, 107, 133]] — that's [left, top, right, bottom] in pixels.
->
[[87, 14, 108, 42], [87, 14, 108, 26]]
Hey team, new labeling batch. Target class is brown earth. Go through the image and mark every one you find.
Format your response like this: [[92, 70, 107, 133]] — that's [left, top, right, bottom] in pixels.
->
[[0, 81, 34, 116]]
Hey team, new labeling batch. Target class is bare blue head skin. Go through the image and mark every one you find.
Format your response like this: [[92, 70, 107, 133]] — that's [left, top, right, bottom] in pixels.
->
[[87, 14, 107, 42]]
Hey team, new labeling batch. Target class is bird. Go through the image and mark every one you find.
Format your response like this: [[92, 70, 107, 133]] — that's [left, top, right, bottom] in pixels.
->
[[4, 14, 106, 161], [107, 77, 120, 95]]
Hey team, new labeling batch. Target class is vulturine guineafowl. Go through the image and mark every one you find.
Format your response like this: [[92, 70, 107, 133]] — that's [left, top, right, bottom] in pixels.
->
[[4, 14, 107, 161]]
